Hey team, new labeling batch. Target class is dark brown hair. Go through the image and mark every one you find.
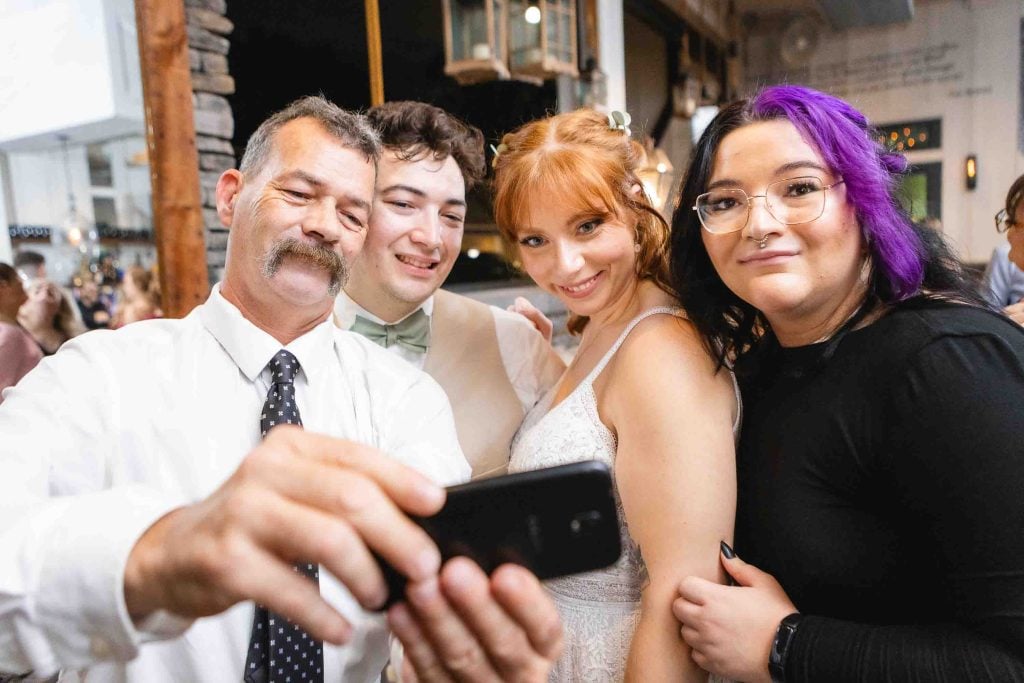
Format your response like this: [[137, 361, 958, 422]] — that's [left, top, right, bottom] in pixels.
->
[[13, 251, 44, 271], [0, 263, 19, 284], [367, 101, 486, 191], [1006, 173, 1024, 218]]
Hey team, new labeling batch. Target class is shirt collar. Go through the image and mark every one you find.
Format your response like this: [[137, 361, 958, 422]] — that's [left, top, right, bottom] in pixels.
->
[[335, 289, 433, 329], [200, 283, 337, 386]]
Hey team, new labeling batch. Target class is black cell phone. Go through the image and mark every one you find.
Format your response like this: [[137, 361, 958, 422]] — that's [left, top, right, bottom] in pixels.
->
[[376, 460, 622, 609]]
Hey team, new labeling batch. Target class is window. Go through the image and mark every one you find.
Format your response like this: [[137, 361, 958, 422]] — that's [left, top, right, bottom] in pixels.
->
[[87, 143, 113, 187], [874, 118, 942, 152], [92, 196, 117, 229]]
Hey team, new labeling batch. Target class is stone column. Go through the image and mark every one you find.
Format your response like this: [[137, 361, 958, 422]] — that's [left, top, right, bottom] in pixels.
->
[[186, 0, 234, 280]]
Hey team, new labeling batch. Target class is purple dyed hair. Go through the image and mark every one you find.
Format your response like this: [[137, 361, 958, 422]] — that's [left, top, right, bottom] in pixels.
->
[[747, 85, 924, 299], [669, 85, 946, 365]]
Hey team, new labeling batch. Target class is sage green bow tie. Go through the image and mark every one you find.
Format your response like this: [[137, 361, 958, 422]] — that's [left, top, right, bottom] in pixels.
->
[[350, 308, 431, 353]]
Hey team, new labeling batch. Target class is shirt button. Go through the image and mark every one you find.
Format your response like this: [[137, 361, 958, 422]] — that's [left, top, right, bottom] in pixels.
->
[[90, 635, 113, 658]]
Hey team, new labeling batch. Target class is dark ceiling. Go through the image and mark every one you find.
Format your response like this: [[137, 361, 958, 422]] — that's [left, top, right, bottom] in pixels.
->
[[226, 0, 557, 225], [226, 0, 556, 160]]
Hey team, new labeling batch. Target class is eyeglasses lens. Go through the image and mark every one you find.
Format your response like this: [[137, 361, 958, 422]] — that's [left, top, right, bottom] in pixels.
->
[[696, 176, 828, 234], [996, 210, 1013, 233]]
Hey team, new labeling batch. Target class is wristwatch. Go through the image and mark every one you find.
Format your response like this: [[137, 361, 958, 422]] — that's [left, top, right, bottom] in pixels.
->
[[768, 612, 802, 683]]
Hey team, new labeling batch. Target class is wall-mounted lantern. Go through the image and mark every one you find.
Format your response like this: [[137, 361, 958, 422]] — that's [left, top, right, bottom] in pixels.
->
[[577, 62, 607, 109], [965, 154, 978, 191], [675, 28, 727, 115], [673, 72, 702, 118], [638, 141, 675, 215], [442, 0, 510, 85], [508, 0, 578, 81]]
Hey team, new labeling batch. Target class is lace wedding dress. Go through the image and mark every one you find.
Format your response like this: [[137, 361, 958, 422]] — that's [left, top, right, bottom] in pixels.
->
[[509, 307, 739, 682]]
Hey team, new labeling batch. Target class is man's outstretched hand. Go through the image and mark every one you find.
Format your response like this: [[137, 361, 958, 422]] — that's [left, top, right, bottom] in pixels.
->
[[123, 426, 447, 644]]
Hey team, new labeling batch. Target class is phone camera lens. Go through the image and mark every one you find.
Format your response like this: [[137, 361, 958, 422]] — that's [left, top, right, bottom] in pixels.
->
[[570, 511, 602, 536]]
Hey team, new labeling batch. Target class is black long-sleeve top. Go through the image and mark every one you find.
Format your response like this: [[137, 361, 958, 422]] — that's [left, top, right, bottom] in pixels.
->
[[735, 299, 1024, 681]]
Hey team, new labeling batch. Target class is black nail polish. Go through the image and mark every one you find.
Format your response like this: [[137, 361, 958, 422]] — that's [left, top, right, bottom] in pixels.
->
[[720, 541, 737, 559]]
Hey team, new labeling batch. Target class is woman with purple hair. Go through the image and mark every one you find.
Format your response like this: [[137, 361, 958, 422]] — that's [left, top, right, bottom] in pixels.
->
[[669, 84, 1024, 681]]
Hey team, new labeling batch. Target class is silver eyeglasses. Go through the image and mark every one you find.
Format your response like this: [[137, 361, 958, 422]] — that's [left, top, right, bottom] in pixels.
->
[[996, 209, 1018, 234], [693, 176, 845, 235]]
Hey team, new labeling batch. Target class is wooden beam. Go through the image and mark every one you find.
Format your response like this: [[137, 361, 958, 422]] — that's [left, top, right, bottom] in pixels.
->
[[365, 0, 385, 106], [134, 0, 209, 318]]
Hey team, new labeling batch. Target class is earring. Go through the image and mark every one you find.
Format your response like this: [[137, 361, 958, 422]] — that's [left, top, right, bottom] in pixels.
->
[[634, 242, 642, 253]]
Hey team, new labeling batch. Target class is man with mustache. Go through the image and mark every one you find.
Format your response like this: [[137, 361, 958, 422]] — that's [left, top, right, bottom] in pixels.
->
[[339, 101, 564, 480], [0, 96, 562, 682]]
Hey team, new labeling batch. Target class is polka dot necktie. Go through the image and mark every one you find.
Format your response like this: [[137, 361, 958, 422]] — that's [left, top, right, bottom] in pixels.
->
[[243, 350, 324, 683]]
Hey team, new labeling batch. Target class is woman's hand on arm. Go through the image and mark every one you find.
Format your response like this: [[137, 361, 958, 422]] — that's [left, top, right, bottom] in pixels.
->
[[606, 316, 737, 682], [674, 547, 797, 683]]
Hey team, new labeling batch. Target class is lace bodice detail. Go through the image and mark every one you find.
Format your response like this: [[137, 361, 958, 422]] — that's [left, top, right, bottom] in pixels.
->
[[509, 307, 680, 681]]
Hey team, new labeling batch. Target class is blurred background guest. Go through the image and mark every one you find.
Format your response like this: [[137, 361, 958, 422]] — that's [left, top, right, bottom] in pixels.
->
[[18, 279, 85, 355], [13, 250, 47, 281], [0, 263, 43, 401], [75, 279, 112, 330], [14, 249, 88, 330], [98, 253, 123, 287], [110, 265, 162, 328], [988, 173, 1024, 324]]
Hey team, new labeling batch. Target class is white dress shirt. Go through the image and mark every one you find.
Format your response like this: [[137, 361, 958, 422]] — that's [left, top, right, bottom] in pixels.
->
[[335, 292, 562, 413], [0, 285, 469, 682]]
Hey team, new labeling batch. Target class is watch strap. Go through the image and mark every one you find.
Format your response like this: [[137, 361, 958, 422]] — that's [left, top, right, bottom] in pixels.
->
[[768, 612, 802, 683]]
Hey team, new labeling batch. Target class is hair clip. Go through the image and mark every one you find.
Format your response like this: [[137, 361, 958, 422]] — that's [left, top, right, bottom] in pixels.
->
[[608, 110, 632, 137], [490, 142, 508, 169]]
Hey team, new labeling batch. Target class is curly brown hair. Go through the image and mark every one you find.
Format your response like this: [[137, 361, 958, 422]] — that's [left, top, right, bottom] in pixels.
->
[[367, 101, 486, 191]]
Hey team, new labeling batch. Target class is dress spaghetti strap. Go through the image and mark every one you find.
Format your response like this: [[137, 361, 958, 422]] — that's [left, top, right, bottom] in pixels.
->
[[582, 306, 685, 386]]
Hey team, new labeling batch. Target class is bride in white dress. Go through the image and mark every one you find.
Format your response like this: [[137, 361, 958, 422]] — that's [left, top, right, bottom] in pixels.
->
[[491, 109, 740, 682]]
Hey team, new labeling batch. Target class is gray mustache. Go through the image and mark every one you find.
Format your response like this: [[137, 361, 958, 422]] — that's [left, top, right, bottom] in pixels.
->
[[261, 238, 349, 296]]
